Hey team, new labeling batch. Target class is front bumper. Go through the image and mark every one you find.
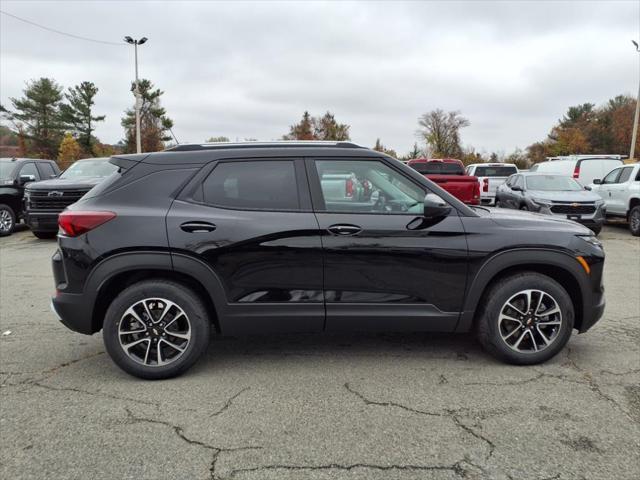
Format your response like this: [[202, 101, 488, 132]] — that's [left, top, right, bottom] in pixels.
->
[[529, 202, 606, 229], [25, 211, 60, 232]]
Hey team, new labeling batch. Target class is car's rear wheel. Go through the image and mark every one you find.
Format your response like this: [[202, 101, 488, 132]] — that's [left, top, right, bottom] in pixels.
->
[[103, 280, 210, 379], [476, 272, 574, 365], [0, 204, 16, 237], [630, 206, 640, 237], [32, 230, 57, 239]]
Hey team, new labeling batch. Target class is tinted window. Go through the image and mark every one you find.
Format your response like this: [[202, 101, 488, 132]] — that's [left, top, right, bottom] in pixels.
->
[[410, 162, 464, 175], [618, 167, 633, 183], [315, 159, 425, 214], [602, 168, 621, 184], [0, 160, 16, 179], [473, 165, 518, 177], [38, 162, 56, 179], [19, 163, 40, 180], [203, 160, 299, 210]]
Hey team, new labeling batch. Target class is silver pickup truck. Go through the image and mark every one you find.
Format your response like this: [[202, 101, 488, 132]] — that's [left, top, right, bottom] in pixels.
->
[[590, 162, 640, 236], [465, 163, 518, 205]]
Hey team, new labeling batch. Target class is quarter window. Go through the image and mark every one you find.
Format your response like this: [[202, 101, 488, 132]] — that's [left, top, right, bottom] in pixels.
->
[[202, 160, 299, 210]]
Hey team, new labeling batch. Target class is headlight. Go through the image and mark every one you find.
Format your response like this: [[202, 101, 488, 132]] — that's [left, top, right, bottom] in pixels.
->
[[594, 198, 604, 207], [531, 197, 552, 207], [576, 234, 602, 249]]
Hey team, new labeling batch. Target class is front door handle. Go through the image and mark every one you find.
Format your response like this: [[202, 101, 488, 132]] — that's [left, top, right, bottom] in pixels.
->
[[327, 224, 362, 236], [180, 221, 217, 233]]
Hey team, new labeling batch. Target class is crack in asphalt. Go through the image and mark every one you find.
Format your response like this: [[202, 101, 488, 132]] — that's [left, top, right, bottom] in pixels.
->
[[29, 381, 160, 407], [123, 407, 262, 480], [210, 387, 250, 418], [343, 382, 495, 460]]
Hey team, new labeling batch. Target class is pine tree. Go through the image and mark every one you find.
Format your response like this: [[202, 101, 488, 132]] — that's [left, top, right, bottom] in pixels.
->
[[283, 111, 314, 140], [60, 81, 105, 155], [283, 111, 350, 141], [57, 133, 82, 169]]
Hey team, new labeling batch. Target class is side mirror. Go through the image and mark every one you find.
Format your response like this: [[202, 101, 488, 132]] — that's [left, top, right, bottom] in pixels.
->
[[584, 185, 592, 191], [49, 174, 58, 179], [593, 179, 602, 185], [19, 174, 36, 185], [511, 185, 523, 192], [423, 193, 451, 219]]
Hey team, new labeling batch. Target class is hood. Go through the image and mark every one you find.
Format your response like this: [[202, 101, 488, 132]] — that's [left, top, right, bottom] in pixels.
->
[[480, 207, 592, 235], [526, 189, 601, 202], [25, 177, 105, 191]]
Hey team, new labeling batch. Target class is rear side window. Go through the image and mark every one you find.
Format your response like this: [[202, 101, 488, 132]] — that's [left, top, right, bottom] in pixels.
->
[[203, 160, 299, 210], [473, 165, 518, 177]]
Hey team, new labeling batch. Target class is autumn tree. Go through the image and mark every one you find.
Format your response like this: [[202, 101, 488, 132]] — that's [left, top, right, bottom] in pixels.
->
[[417, 109, 469, 158], [57, 132, 82, 169], [373, 138, 398, 158], [3, 78, 66, 158], [284, 111, 350, 141], [121, 79, 174, 153], [60, 81, 105, 155]]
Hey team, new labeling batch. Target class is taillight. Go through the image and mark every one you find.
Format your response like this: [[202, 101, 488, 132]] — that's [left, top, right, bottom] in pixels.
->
[[573, 165, 580, 178], [482, 178, 489, 192], [58, 211, 116, 237], [345, 178, 354, 198]]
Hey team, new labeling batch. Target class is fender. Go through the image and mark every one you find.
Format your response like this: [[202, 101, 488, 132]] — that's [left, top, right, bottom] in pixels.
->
[[455, 248, 590, 332]]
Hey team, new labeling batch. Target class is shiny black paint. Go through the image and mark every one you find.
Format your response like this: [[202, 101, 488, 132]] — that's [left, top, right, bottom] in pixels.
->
[[50, 146, 605, 337]]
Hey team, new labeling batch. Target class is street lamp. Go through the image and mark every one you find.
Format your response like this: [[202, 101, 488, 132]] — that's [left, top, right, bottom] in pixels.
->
[[631, 40, 640, 161], [124, 36, 148, 154]]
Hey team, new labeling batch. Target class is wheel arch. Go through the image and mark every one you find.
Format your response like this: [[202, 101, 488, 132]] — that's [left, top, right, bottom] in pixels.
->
[[628, 196, 640, 217]]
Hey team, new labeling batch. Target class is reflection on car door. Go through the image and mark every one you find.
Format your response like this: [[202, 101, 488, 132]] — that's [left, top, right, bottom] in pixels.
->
[[307, 157, 468, 332], [599, 168, 622, 214]]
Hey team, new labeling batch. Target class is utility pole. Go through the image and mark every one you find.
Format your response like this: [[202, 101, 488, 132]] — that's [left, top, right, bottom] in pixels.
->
[[631, 40, 640, 161], [124, 36, 148, 154]]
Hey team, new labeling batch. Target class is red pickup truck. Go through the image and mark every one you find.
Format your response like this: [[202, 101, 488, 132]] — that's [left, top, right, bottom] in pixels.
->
[[406, 158, 480, 205]]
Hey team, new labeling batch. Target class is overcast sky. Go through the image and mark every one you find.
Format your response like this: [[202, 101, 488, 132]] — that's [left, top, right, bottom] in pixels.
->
[[1, 0, 638, 156]]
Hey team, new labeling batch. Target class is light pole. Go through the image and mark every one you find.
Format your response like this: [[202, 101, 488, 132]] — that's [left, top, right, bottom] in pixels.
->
[[124, 36, 148, 154], [631, 40, 640, 161]]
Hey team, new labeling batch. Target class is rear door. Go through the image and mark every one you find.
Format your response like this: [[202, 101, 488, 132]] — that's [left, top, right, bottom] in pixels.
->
[[167, 158, 324, 334], [307, 157, 468, 332]]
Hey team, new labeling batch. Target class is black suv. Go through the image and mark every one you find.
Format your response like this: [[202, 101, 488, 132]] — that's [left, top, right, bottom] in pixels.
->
[[0, 157, 60, 236], [25, 157, 117, 239], [50, 142, 605, 379]]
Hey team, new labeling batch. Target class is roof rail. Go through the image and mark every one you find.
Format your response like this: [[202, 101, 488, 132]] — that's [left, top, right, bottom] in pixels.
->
[[165, 141, 365, 152]]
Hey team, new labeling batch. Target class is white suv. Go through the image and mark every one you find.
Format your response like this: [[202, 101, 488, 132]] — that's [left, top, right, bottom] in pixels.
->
[[590, 163, 640, 236]]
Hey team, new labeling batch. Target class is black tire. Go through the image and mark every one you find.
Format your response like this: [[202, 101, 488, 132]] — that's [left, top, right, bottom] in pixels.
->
[[476, 272, 574, 365], [519, 204, 529, 211], [588, 224, 602, 236], [32, 230, 57, 239], [103, 280, 210, 379], [494, 199, 501, 208], [0, 204, 16, 237], [630, 206, 640, 237]]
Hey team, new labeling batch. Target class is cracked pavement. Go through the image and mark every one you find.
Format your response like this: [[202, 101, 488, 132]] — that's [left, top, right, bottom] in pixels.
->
[[1, 225, 639, 479]]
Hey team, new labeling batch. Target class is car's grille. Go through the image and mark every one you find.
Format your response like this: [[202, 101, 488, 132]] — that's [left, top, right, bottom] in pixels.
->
[[550, 203, 596, 215], [27, 189, 90, 211]]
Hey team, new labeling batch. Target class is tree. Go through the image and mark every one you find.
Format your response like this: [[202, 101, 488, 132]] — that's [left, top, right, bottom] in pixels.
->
[[283, 111, 350, 141], [505, 148, 529, 170], [121, 79, 174, 153], [373, 138, 398, 158], [57, 132, 82, 169], [3, 78, 65, 158], [417, 109, 469, 158], [206, 136, 230, 142], [60, 81, 105, 155]]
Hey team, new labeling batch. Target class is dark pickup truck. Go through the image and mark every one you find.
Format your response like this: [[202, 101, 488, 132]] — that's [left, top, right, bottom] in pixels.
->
[[25, 157, 117, 238], [406, 158, 480, 205]]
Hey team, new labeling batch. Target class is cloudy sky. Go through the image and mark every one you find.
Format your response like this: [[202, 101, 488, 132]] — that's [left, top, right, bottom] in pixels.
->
[[1, 0, 638, 156]]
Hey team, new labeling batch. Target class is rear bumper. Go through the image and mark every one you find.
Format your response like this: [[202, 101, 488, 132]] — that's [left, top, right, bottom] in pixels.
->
[[51, 292, 94, 334], [25, 211, 60, 232]]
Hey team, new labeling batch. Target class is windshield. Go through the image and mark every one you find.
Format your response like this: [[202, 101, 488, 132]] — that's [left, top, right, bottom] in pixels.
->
[[410, 162, 464, 175], [60, 159, 117, 179], [474, 165, 517, 177], [0, 160, 16, 180], [525, 175, 583, 191]]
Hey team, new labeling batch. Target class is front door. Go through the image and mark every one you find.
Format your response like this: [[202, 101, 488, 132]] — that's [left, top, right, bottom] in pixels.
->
[[307, 158, 468, 332], [167, 158, 324, 334]]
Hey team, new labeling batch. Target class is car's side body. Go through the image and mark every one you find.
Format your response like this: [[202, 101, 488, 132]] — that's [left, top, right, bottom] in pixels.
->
[[590, 163, 640, 217], [532, 156, 623, 186], [51, 145, 605, 341]]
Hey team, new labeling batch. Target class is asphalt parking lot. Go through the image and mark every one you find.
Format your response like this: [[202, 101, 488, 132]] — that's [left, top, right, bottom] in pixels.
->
[[0, 225, 639, 480]]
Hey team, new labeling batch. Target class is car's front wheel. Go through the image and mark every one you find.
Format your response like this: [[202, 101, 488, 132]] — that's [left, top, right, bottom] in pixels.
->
[[476, 272, 574, 365], [0, 204, 16, 237], [103, 280, 210, 379], [630, 205, 640, 237]]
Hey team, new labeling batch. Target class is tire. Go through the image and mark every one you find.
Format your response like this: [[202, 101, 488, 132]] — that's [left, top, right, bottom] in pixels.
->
[[0, 204, 16, 237], [630, 206, 640, 237], [519, 204, 529, 211], [588, 224, 602, 236], [32, 230, 57, 239], [494, 199, 501, 208], [476, 272, 574, 365], [103, 280, 210, 379]]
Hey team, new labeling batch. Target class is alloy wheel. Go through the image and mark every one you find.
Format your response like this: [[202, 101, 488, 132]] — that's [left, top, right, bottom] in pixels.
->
[[498, 289, 562, 353], [0, 209, 12, 233], [117, 298, 191, 367], [631, 209, 640, 233]]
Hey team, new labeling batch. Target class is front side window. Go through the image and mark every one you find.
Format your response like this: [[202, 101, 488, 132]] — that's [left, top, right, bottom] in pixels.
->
[[19, 163, 40, 180], [602, 168, 622, 184], [617, 167, 633, 184], [202, 160, 299, 210], [514, 176, 524, 189], [315, 160, 425, 214]]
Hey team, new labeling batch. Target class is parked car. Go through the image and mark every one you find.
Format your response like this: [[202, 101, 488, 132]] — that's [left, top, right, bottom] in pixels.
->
[[531, 155, 623, 186], [495, 173, 605, 234], [406, 158, 480, 205], [465, 163, 518, 206], [590, 162, 640, 236], [25, 157, 117, 239], [51, 142, 605, 379], [0, 157, 60, 236]]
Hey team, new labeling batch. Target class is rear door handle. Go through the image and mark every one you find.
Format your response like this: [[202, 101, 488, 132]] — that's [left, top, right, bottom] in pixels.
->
[[180, 221, 217, 233], [327, 224, 362, 236]]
